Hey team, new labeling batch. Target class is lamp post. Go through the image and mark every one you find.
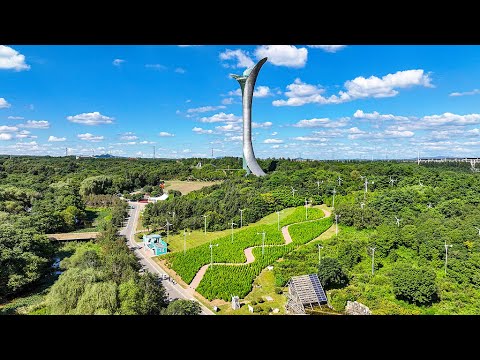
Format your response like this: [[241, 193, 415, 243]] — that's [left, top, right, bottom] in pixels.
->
[[230, 221, 237, 244], [239, 209, 246, 228], [209, 243, 219, 265], [202, 214, 208, 236], [360, 202, 365, 223], [304, 198, 311, 220], [318, 244, 323, 266], [332, 187, 336, 209], [257, 231, 266, 256], [183, 229, 190, 256]]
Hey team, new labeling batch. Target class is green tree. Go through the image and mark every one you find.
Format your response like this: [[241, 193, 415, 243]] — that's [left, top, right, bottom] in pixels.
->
[[138, 272, 168, 314], [318, 257, 349, 290], [391, 263, 438, 305], [163, 299, 201, 315]]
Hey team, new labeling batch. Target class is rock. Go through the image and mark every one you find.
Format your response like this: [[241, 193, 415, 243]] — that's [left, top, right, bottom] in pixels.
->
[[248, 305, 254, 313], [273, 308, 279, 313], [265, 296, 274, 302], [345, 301, 371, 315]]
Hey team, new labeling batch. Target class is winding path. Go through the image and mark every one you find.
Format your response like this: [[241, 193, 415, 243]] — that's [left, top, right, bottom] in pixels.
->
[[188, 206, 333, 291]]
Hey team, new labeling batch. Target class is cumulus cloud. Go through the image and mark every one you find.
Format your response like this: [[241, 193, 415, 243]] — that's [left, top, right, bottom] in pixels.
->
[[308, 45, 347, 53], [0, 133, 13, 140], [222, 97, 235, 105], [139, 140, 156, 144], [215, 123, 241, 132], [254, 45, 308, 68], [294, 136, 328, 142], [0, 46, 30, 71], [252, 121, 273, 129], [67, 112, 114, 125], [292, 117, 349, 128], [7, 116, 23, 120], [229, 136, 242, 141], [18, 120, 50, 129], [263, 138, 283, 144], [449, 89, 480, 97], [271, 145, 281, 149], [15, 130, 36, 139], [0, 125, 18, 132], [219, 49, 254, 68], [353, 110, 411, 121], [274, 70, 433, 107], [112, 59, 125, 67], [159, 131, 175, 137], [0, 98, 11, 109], [175, 67, 186, 74], [187, 105, 226, 114], [421, 113, 480, 127], [192, 127, 213, 134], [77, 133, 104, 142], [120, 132, 138, 141], [200, 112, 241, 123], [48, 135, 66, 142]]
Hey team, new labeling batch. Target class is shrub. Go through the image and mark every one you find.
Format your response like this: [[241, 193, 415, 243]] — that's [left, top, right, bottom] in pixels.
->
[[391, 263, 438, 305]]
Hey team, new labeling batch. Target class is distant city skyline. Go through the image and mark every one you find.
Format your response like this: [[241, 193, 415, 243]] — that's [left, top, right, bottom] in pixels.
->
[[2, 45, 480, 159]]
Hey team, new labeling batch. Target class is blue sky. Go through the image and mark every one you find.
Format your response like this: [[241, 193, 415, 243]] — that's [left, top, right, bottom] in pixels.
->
[[1, 45, 480, 159]]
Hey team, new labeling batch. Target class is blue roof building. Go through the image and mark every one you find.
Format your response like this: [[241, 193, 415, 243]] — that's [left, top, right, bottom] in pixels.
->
[[143, 234, 168, 256]]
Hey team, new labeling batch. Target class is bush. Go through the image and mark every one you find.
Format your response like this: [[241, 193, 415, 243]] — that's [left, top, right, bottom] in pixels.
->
[[392, 263, 438, 305], [318, 257, 349, 290]]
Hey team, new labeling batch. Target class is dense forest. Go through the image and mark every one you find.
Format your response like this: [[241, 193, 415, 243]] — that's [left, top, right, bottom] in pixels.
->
[[1, 155, 479, 314]]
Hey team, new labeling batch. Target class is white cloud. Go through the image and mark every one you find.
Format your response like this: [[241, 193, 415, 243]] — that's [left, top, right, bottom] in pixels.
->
[[308, 45, 346, 53], [254, 45, 308, 68], [292, 117, 349, 128], [77, 133, 104, 142], [253, 86, 272, 98], [112, 59, 125, 67], [7, 116, 23, 120], [200, 112, 241, 123], [219, 49, 254, 68], [0, 125, 18, 132], [192, 127, 213, 134], [120, 132, 138, 140], [274, 70, 433, 107], [175, 67, 186, 74], [67, 112, 114, 125], [215, 124, 241, 132], [0, 46, 30, 71], [145, 64, 167, 70], [252, 121, 273, 129], [159, 131, 175, 137], [271, 145, 281, 149], [449, 89, 480, 97], [139, 140, 156, 144], [353, 109, 411, 121], [222, 97, 235, 105], [187, 105, 226, 114], [15, 130, 36, 139], [229, 136, 242, 141], [294, 136, 328, 142], [48, 135, 66, 142], [0, 133, 13, 140], [263, 138, 283, 144], [271, 132, 278, 136], [19, 120, 50, 129], [182, 149, 191, 153], [0, 98, 11, 109], [422, 113, 480, 127]]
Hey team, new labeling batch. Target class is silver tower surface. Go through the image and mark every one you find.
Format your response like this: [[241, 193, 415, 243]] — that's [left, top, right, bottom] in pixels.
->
[[231, 57, 267, 177]]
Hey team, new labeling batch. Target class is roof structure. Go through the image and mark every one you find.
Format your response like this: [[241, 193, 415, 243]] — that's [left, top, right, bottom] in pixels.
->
[[285, 274, 328, 314]]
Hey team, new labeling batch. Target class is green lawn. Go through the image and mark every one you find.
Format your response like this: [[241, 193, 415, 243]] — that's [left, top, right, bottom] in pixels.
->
[[164, 206, 299, 253]]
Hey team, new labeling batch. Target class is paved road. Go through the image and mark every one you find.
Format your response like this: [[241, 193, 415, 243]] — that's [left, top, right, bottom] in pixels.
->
[[119, 201, 214, 315]]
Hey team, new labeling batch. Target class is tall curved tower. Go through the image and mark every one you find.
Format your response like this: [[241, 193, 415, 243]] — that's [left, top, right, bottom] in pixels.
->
[[231, 57, 267, 177]]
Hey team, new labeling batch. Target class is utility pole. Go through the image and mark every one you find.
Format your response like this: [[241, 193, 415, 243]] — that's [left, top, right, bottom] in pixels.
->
[[202, 214, 209, 236], [318, 244, 323, 266], [183, 229, 190, 256], [257, 231, 266, 256], [229, 221, 237, 243], [444, 240, 453, 276], [370, 246, 376, 275], [239, 209, 246, 228], [209, 243, 219, 265]]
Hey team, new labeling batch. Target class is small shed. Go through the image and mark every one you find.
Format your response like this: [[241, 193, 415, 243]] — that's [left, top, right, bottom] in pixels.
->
[[143, 234, 168, 256]]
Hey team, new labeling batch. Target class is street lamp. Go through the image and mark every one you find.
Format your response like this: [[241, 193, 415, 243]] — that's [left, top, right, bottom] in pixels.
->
[[257, 231, 266, 256], [239, 209, 246, 228], [202, 214, 209, 236], [304, 198, 311, 220], [229, 221, 237, 244], [209, 243, 219, 265], [444, 240, 453, 276], [183, 228, 190, 256], [318, 244, 323, 266]]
